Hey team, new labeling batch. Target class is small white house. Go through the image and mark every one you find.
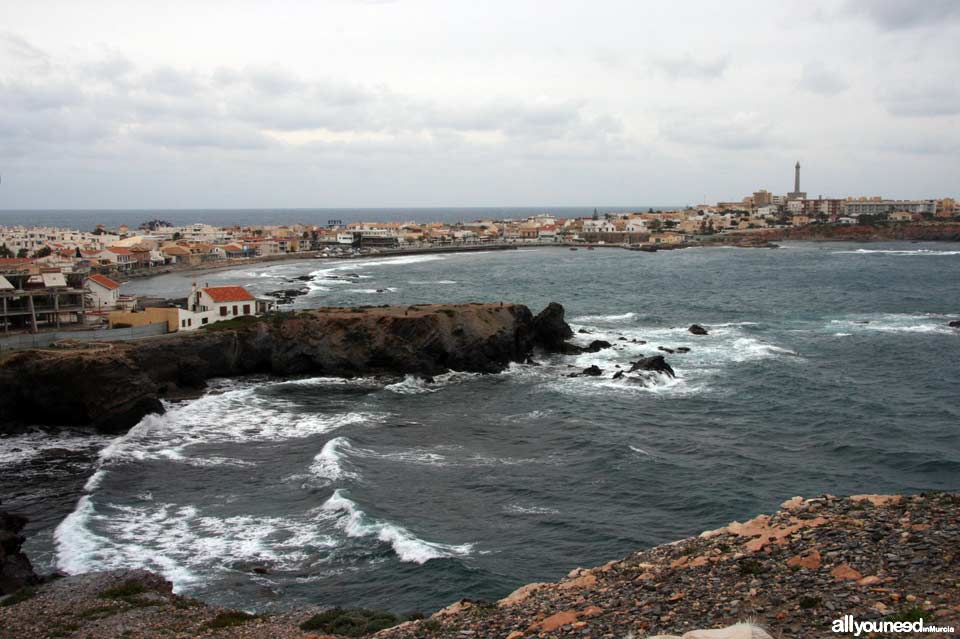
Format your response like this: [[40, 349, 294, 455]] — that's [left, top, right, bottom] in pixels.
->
[[85, 274, 121, 311], [177, 284, 272, 330]]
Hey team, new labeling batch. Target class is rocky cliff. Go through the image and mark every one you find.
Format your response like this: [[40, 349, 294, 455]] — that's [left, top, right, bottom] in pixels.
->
[[1, 493, 956, 638], [0, 302, 574, 435]]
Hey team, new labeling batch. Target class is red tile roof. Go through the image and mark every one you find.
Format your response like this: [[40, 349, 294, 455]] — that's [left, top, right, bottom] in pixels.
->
[[106, 247, 132, 254], [203, 286, 255, 303], [88, 274, 121, 290]]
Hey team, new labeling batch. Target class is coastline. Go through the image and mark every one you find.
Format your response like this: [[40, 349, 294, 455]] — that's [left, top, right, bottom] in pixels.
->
[[2, 493, 956, 638], [112, 226, 960, 285]]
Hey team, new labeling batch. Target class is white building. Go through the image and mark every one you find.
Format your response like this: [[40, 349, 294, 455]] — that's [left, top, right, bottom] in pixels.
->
[[177, 284, 273, 330], [85, 274, 121, 311]]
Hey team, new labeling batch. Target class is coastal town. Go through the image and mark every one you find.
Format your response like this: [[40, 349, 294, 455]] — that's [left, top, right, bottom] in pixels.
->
[[0, 163, 957, 339]]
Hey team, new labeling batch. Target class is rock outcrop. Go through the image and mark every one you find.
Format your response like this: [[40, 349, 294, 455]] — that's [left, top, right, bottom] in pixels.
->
[[0, 509, 39, 595], [629, 355, 676, 378], [688, 324, 709, 336], [0, 303, 574, 434], [532, 302, 574, 350]]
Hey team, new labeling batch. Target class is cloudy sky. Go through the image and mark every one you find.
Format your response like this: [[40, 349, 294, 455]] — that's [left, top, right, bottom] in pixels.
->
[[1, 0, 958, 209]]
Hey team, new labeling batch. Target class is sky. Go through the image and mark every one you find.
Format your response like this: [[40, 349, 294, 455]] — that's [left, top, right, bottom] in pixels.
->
[[0, 0, 958, 209]]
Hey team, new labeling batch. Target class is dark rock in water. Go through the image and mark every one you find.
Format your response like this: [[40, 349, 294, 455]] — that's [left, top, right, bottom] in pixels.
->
[[612, 370, 624, 380], [949, 320, 960, 328], [577, 328, 592, 334], [421, 376, 435, 384], [559, 342, 586, 355], [628, 355, 675, 378], [0, 510, 39, 595], [617, 337, 627, 341], [585, 340, 612, 352], [533, 302, 574, 350], [524, 357, 540, 366], [582, 365, 603, 376], [295, 275, 313, 281], [630, 339, 648, 345], [658, 346, 675, 354], [566, 372, 580, 378], [376, 289, 388, 293], [688, 324, 709, 335], [676, 347, 691, 353]]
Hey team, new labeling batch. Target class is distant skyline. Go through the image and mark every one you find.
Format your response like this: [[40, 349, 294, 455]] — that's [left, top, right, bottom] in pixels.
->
[[1, 0, 958, 209]]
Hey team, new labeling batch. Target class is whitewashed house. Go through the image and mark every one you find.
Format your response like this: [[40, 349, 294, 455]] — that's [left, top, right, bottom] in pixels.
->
[[176, 284, 273, 330], [85, 274, 121, 311]]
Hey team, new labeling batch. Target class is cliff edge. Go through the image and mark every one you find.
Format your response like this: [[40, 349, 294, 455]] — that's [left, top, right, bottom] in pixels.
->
[[0, 302, 573, 435]]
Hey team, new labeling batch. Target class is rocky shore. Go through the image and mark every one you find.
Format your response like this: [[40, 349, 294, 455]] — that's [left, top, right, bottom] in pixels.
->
[[0, 302, 574, 435], [2, 493, 956, 638]]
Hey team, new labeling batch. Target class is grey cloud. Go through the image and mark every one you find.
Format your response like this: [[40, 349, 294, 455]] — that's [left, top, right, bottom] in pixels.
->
[[140, 67, 200, 96], [134, 121, 271, 150], [662, 112, 773, 150], [0, 32, 51, 72], [880, 85, 960, 117], [799, 61, 848, 96], [0, 79, 85, 110], [652, 54, 729, 80], [846, 0, 960, 30]]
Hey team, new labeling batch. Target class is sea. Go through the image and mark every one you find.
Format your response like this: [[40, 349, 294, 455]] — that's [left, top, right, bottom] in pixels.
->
[[2, 242, 959, 615], [0, 207, 675, 230]]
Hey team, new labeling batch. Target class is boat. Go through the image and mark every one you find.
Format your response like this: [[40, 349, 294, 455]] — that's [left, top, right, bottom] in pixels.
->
[[569, 247, 578, 251]]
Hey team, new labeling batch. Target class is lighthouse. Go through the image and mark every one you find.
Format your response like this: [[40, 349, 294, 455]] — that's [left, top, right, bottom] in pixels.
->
[[788, 161, 806, 200]]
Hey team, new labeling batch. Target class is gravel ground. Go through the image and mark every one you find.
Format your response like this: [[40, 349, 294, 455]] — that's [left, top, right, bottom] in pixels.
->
[[2, 493, 957, 638]]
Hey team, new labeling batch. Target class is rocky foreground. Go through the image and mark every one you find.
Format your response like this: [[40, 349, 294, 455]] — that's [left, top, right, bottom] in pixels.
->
[[0, 302, 574, 435], [2, 493, 957, 638]]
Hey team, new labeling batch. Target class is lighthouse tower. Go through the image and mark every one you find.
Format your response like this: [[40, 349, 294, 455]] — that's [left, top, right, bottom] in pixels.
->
[[788, 161, 806, 200]]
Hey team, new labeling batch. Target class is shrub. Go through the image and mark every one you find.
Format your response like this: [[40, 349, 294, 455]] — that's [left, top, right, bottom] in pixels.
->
[[300, 608, 402, 636], [0, 587, 37, 607], [99, 580, 148, 600], [205, 610, 258, 629]]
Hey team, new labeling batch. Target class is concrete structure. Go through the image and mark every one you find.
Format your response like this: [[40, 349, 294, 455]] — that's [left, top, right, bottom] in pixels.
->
[[0, 260, 87, 332], [842, 199, 936, 217]]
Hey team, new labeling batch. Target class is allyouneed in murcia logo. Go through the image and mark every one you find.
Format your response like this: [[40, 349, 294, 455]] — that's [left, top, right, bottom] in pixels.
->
[[832, 614, 955, 636]]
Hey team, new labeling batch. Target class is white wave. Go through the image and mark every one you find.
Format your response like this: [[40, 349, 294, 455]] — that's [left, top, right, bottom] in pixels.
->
[[828, 314, 953, 335], [347, 288, 397, 294], [833, 332, 853, 337], [0, 432, 111, 465], [571, 312, 637, 322], [504, 504, 560, 515], [408, 280, 457, 284], [84, 469, 107, 492], [385, 375, 436, 395], [321, 490, 472, 564], [310, 437, 359, 482], [55, 498, 337, 591], [835, 249, 960, 256], [628, 445, 652, 456], [385, 371, 480, 395]]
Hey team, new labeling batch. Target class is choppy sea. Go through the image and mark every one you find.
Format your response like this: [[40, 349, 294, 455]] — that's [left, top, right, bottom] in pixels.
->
[[2, 241, 958, 614]]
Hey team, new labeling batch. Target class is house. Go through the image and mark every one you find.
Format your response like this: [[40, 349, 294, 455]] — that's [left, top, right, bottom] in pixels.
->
[[85, 274, 121, 311], [888, 210, 914, 222], [100, 247, 134, 271], [176, 284, 273, 331]]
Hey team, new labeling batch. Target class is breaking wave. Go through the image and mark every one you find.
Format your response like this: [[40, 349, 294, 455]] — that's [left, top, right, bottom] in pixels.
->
[[310, 437, 359, 482], [320, 490, 472, 564]]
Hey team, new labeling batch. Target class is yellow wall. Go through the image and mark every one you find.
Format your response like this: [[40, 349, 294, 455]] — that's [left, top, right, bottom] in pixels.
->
[[109, 307, 179, 332]]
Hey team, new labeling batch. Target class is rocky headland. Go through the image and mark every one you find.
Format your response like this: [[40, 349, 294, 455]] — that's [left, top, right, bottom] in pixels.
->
[[0, 302, 575, 435], [1, 493, 957, 638]]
